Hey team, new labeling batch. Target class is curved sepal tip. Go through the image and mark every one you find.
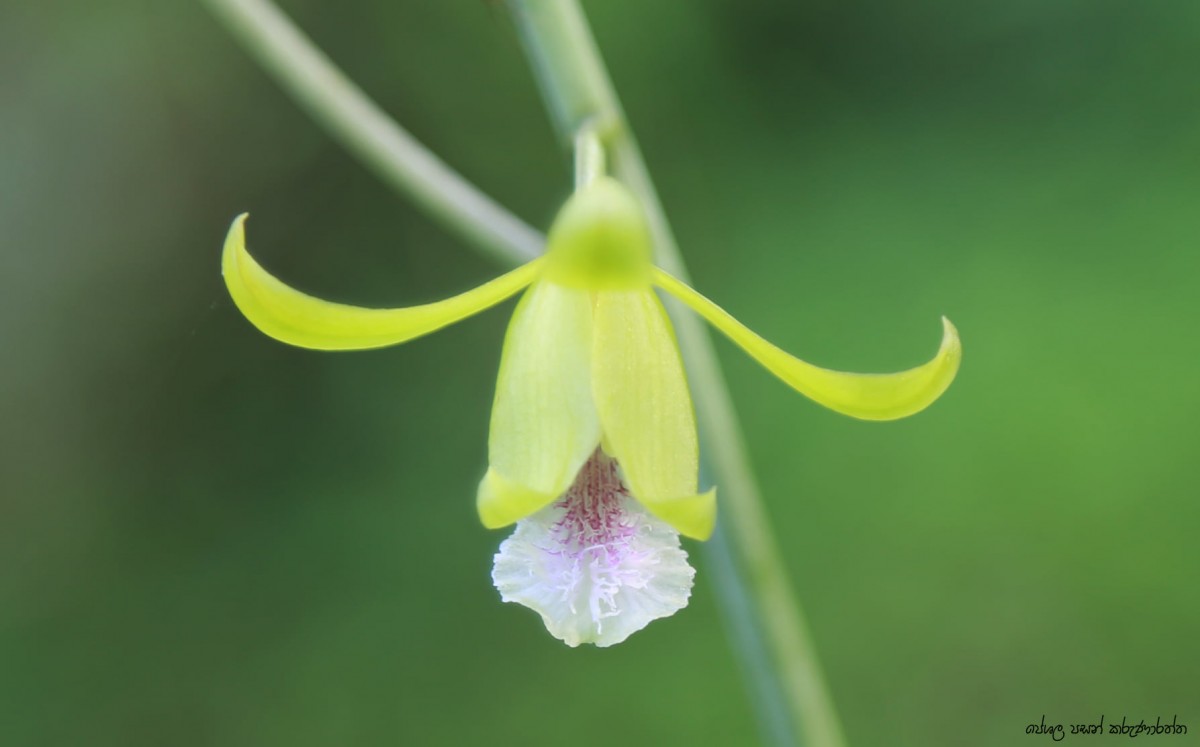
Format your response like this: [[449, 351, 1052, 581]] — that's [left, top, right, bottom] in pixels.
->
[[653, 267, 961, 421], [221, 214, 541, 351]]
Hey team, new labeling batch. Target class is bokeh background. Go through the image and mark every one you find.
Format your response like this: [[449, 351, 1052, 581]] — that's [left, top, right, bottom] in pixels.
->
[[3, 1, 1198, 745]]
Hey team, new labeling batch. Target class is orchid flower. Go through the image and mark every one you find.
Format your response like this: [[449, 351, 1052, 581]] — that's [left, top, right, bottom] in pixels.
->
[[221, 176, 960, 646]]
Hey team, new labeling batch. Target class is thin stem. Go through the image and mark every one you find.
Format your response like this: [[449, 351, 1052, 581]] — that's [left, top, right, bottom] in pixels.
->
[[573, 124, 606, 191], [506, 2, 847, 746], [204, 0, 543, 265], [705, 520, 797, 747]]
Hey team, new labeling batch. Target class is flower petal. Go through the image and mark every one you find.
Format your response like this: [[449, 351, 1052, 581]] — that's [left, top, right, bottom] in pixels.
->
[[637, 489, 717, 542], [476, 470, 557, 530], [222, 214, 543, 350], [653, 268, 961, 421], [492, 450, 695, 648], [592, 289, 715, 540], [477, 281, 601, 528]]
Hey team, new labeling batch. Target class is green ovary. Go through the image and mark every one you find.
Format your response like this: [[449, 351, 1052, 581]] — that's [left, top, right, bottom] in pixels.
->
[[542, 177, 654, 291]]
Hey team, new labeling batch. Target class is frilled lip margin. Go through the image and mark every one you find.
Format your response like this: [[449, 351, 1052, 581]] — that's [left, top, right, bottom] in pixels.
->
[[492, 450, 695, 647]]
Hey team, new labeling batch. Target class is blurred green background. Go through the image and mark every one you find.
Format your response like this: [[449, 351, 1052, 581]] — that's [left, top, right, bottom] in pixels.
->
[[2, 1, 1198, 745]]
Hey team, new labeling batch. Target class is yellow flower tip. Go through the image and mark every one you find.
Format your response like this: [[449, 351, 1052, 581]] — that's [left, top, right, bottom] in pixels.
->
[[477, 468, 559, 529], [220, 213, 247, 280], [640, 488, 717, 541], [937, 313, 962, 377], [543, 176, 654, 290], [789, 314, 962, 422], [221, 210, 247, 245], [219, 213, 542, 351], [652, 267, 962, 422], [940, 314, 961, 355]]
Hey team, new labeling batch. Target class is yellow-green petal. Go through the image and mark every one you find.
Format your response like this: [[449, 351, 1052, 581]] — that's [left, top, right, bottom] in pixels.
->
[[477, 469, 559, 530], [639, 489, 717, 542], [222, 214, 543, 351], [653, 267, 961, 421], [477, 280, 601, 528], [592, 289, 715, 540]]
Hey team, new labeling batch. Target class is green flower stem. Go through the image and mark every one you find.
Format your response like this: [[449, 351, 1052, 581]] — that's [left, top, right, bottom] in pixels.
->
[[506, 3, 847, 746], [207, 0, 846, 744], [574, 125, 607, 191], [203, 0, 543, 265], [704, 519, 797, 747]]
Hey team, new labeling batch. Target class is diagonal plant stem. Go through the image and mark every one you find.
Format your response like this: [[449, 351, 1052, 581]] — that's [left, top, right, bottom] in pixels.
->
[[506, 3, 847, 746], [206, 0, 846, 744], [203, 0, 543, 265]]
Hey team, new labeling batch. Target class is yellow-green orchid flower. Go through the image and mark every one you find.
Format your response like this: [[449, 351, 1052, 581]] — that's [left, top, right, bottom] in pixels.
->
[[221, 176, 959, 646]]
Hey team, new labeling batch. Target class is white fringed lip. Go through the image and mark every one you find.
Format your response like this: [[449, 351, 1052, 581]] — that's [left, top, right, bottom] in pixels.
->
[[491, 449, 695, 647]]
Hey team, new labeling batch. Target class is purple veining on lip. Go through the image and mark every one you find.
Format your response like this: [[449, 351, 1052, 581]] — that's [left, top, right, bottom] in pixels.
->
[[550, 449, 640, 551], [541, 450, 653, 622], [491, 447, 694, 646]]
